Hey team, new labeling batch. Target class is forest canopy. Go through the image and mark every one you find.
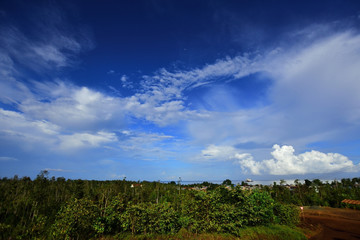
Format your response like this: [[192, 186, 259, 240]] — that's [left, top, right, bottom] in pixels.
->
[[1, 172, 359, 239]]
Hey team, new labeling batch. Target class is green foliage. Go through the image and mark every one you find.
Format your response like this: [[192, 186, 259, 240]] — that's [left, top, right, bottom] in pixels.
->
[[222, 179, 233, 186], [121, 202, 179, 235], [245, 190, 275, 226], [237, 225, 306, 240], [273, 203, 300, 225], [0, 223, 12, 239], [103, 194, 127, 234], [2, 174, 359, 239], [106, 225, 306, 240], [51, 198, 100, 239]]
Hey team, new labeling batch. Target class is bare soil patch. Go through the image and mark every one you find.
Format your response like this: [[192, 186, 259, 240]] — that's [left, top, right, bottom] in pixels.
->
[[301, 207, 360, 240]]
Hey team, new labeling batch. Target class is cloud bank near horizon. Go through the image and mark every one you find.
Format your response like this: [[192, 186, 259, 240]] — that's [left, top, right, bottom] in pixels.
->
[[237, 144, 359, 175], [199, 144, 359, 176]]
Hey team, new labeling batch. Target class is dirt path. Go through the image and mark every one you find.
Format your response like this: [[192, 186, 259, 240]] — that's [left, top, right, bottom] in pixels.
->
[[302, 207, 360, 240]]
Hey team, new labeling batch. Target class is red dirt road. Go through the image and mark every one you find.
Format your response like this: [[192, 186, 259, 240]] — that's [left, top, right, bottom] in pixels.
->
[[302, 207, 360, 240]]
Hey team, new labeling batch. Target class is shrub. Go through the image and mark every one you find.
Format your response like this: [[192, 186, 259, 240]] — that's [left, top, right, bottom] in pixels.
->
[[273, 203, 300, 226]]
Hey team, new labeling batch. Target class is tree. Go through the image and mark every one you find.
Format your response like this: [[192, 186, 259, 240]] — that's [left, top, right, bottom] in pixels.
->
[[222, 179, 233, 187], [280, 179, 286, 186], [304, 179, 312, 187]]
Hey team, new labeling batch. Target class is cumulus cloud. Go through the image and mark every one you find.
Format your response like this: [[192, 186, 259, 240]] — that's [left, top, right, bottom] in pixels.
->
[[235, 153, 262, 175], [237, 144, 359, 175], [197, 143, 358, 176], [0, 108, 118, 152], [1, 77, 129, 133]]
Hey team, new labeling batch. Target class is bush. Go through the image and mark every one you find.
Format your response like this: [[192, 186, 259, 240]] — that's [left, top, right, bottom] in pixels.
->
[[244, 190, 275, 226], [121, 202, 179, 235], [51, 198, 100, 239], [273, 203, 300, 226]]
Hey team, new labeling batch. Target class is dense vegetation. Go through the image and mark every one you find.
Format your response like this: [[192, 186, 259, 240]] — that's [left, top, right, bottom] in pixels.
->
[[0, 172, 358, 239], [264, 178, 360, 208]]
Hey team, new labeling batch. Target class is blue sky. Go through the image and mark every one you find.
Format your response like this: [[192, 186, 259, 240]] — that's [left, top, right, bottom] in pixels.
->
[[1, 0, 360, 181]]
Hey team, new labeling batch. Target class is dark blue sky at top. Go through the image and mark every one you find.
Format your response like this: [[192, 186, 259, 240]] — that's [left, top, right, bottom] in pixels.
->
[[77, 0, 359, 88], [2, 0, 359, 89], [1, 0, 360, 181]]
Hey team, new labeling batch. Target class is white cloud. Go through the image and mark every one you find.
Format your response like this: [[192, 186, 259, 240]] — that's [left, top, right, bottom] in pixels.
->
[[197, 143, 358, 176], [110, 173, 126, 179], [0, 2, 94, 75], [18, 82, 126, 131], [122, 94, 204, 126], [120, 75, 134, 88], [58, 131, 117, 151], [0, 25, 90, 72], [0, 157, 18, 161], [237, 144, 359, 175], [183, 29, 360, 151], [235, 153, 262, 175], [200, 144, 238, 161], [140, 55, 263, 103], [117, 130, 176, 160], [32, 45, 67, 67], [0, 109, 60, 143], [43, 168, 70, 172], [0, 74, 201, 129], [0, 108, 118, 152], [121, 75, 128, 82]]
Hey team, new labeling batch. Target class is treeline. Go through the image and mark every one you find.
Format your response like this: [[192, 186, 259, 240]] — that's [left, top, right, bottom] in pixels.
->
[[0, 171, 299, 239], [261, 178, 360, 208]]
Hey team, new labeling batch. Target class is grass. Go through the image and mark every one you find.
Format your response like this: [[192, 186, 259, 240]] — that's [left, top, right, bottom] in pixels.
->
[[236, 225, 306, 240], [98, 225, 307, 240]]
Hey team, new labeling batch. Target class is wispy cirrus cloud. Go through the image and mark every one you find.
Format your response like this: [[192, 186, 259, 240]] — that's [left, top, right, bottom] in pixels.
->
[[43, 168, 71, 172], [140, 54, 265, 102], [183, 29, 360, 152], [0, 25, 92, 73], [0, 157, 18, 162], [0, 2, 93, 74], [116, 130, 177, 161]]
